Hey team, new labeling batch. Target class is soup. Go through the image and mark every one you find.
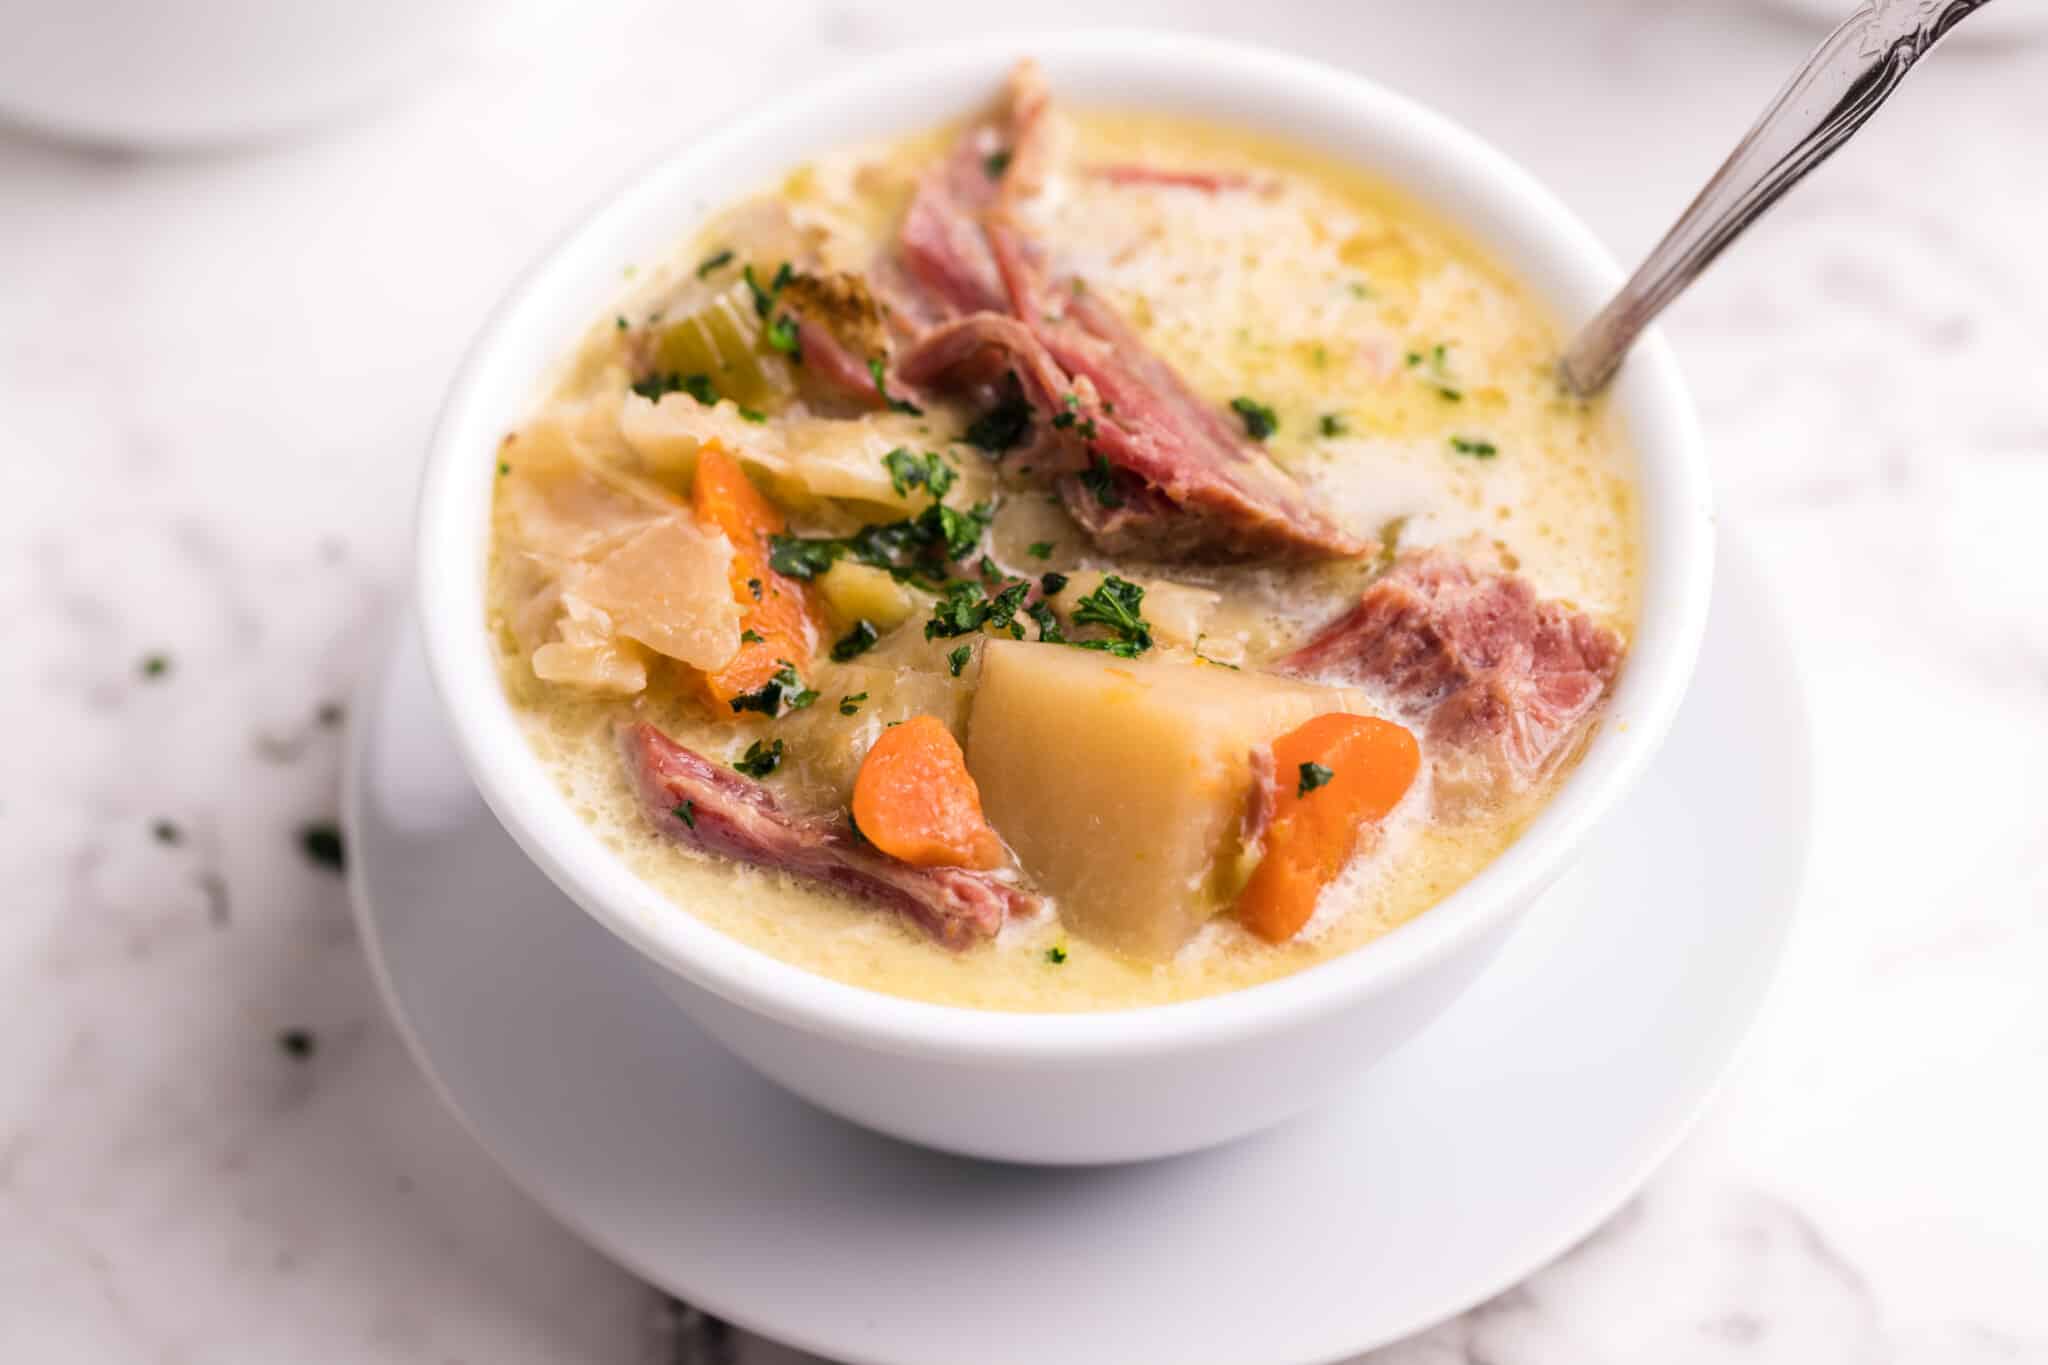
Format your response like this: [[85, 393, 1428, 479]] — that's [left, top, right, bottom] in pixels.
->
[[486, 62, 1638, 1012]]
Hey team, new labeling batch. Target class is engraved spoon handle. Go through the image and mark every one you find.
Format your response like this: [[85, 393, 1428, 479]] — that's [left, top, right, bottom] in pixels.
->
[[1559, 0, 1995, 396]]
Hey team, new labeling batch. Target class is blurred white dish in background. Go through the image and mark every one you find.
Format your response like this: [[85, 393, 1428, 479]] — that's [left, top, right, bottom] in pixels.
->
[[0, 0, 493, 148]]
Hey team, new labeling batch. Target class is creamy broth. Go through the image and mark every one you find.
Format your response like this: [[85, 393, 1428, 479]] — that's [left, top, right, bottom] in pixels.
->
[[486, 83, 1638, 1012]]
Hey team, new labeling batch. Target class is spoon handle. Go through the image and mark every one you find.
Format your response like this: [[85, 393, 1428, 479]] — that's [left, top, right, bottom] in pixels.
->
[[1559, 0, 1994, 396]]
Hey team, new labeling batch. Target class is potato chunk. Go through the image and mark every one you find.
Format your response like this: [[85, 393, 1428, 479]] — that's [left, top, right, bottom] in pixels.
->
[[817, 561, 918, 632], [966, 641, 1373, 960]]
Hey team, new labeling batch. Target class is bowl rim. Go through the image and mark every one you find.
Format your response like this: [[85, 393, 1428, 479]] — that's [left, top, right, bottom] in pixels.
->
[[415, 28, 1714, 1065]]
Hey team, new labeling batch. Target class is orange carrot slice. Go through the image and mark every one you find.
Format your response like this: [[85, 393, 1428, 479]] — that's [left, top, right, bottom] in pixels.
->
[[852, 716, 1006, 870], [691, 442, 818, 712], [1236, 713, 1420, 942]]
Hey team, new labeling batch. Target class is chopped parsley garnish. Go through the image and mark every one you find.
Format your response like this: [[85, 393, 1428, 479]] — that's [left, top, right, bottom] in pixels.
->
[[738, 407, 768, 424], [1045, 944, 1068, 965], [768, 537, 844, 580], [498, 461, 511, 476], [615, 315, 629, 331], [733, 739, 785, 778], [769, 499, 996, 584], [743, 261, 794, 318], [1070, 574, 1152, 655], [1039, 571, 1068, 597], [1027, 540, 1054, 560], [1230, 396, 1278, 441], [948, 643, 973, 676], [631, 371, 718, 404], [728, 663, 816, 717], [984, 149, 1013, 180], [868, 358, 922, 415], [139, 652, 171, 680], [278, 1029, 316, 1060], [964, 382, 1033, 455], [740, 628, 764, 644], [831, 619, 880, 662], [1078, 452, 1123, 508], [1297, 762, 1334, 798], [1407, 343, 1463, 401], [695, 247, 735, 278], [152, 819, 181, 845], [673, 800, 697, 829], [1050, 399, 1098, 439], [882, 447, 956, 501], [924, 578, 1031, 641], [1449, 436, 1498, 458], [838, 691, 868, 716], [1319, 413, 1349, 438], [299, 822, 345, 872], [1026, 599, 1064, 643], [764, 312, 801, 359]]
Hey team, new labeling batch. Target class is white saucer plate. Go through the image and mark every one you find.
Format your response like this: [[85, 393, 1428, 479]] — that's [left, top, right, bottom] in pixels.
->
[[346, 532, 1809, 1365]]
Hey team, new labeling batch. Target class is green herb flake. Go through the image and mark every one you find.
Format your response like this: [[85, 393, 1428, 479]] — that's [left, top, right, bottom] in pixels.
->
[[962, 375, 1034, 456], [1039, 571, 1068, 597], [1071, 575, 1152, 655], [882, 448, 956, 501], [615, 315, 630, 331], [139, 653, 171, 680], [498, 461, 511, 476], [1319, 413, 1349, 438], [1297, 762, 1335, 798], [1408, 343, 1463, 401], [743, 262, 791, 319], [1230, 396, 1278, 441], [727, 662, 814, 717], [838, 691, 869, 716], [924, 578, 1029, 641], [1026, 540, 1054, 560], [831, 619, 880, 662], [1079, 452, 1123, 508], [738, 406, 768, 424], [299, 822, 345, 873], [631, 371, 719, 404], [746, 577, 763, 600], [868, 358, 922, 416], [695, 247, 735, 278], [1045, 944, 1068, 965], [733, 739, 785, 778], [152, 819, 182, 845], [985, 149, 1013, 180], [1449, 436, 1498, 459], [769, 499, 992, 584], [764, 312, 802, 359], [673, 800, 697, 829], [948, 643, 973, 677]]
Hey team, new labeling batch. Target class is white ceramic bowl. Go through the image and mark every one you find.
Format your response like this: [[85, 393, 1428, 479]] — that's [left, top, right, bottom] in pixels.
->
[[416, 31, 1713, 1165]]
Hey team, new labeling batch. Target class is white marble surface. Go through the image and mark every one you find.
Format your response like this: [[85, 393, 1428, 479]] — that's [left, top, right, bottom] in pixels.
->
[[4, 1, 2045, 1361]]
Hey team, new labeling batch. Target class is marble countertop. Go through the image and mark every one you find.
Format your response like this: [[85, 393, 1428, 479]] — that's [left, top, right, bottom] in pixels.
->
[[5, 1, 2044, 1360]]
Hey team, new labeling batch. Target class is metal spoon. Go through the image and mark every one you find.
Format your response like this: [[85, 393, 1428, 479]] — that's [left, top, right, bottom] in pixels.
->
[[1559, 0, 1995, 396]]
